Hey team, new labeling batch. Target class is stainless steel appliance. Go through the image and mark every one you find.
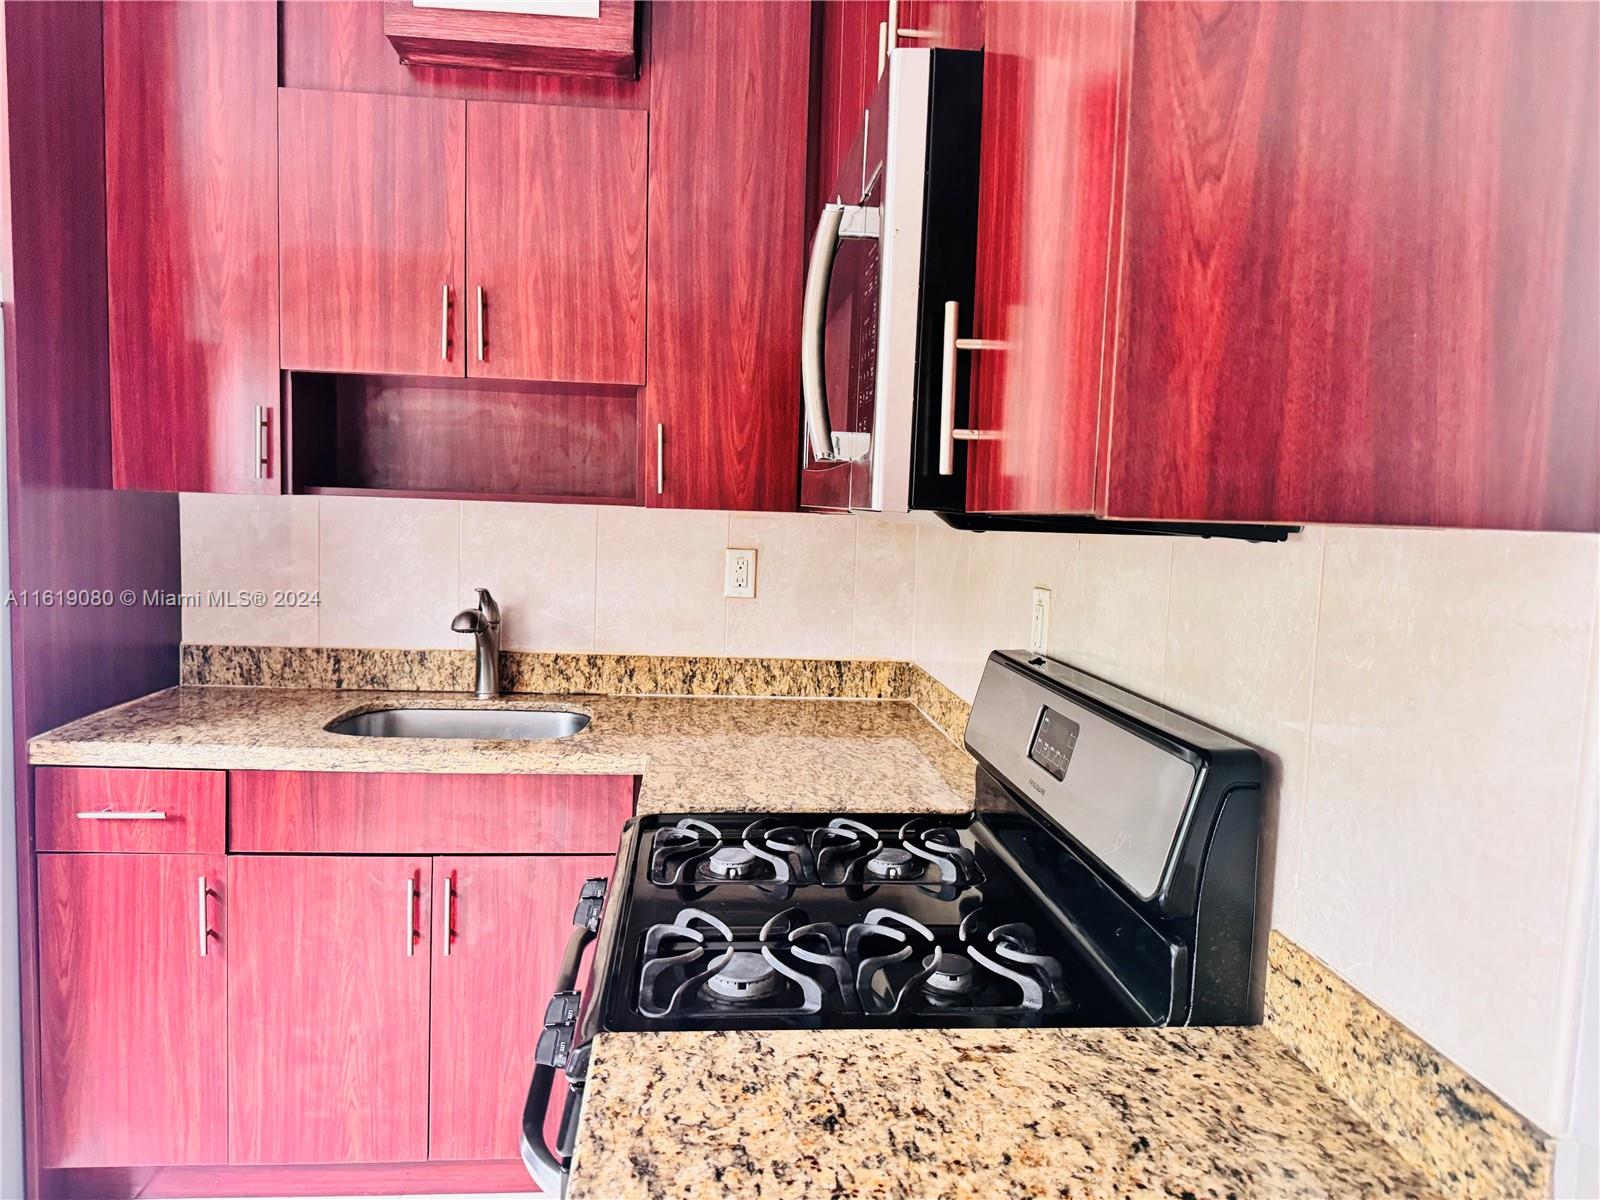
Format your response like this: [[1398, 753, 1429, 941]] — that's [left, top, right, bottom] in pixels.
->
[[799, 47, 982, 516], [520, 651, 1267, 1195]]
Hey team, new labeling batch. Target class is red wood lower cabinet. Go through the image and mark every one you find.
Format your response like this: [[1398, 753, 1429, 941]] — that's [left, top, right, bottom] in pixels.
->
[[37, 854, 227, 1168], [429, 855, 613, 1162], [228, 856, 434, 1165]]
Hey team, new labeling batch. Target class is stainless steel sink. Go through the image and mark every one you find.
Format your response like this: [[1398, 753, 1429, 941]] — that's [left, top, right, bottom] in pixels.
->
[[326, 708, 590, 741]]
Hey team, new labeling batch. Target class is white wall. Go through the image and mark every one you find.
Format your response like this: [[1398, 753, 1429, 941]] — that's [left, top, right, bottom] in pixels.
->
[[180, 494, 1600, 1137]]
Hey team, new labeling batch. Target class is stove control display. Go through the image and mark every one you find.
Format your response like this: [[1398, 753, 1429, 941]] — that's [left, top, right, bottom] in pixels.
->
[[1028, 707, 1079, 781]]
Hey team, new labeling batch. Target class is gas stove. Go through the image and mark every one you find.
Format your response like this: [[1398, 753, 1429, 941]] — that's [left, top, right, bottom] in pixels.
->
[[522, 651, 1267, 1194]]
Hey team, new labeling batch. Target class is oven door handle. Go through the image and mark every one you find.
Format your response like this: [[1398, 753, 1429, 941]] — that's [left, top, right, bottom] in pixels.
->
[[521, 883, 606, 1197], [801, 202, 847, 463]]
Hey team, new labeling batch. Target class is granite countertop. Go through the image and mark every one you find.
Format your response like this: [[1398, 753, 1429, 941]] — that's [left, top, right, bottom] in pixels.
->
[[27, 686, 975, 814], [570, 1027, 1445, 1200]]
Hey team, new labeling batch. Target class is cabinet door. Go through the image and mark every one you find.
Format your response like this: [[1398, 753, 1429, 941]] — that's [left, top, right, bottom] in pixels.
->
[[229, 856, 433, 1164], [37, 854, 227, 1167], [279, 89, 466, 377], [105, 0, 279, 493], [1106, 2, 1598, 530], [429, 855, 613, 1161], [644, 0, 812, 509], [466, 103, 646, 385], [894, 1, 985, 49], [814, 0, 887, 217], [964, 1, 1130, 514]]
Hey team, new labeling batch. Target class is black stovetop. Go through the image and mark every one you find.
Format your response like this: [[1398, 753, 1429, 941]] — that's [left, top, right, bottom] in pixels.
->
[[595, 809, 1134, 1033]]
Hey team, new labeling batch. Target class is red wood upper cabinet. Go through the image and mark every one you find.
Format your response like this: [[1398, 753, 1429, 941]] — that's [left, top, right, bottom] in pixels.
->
[[467, 103, 647, 385], [104, 1, 279, 493], [814, 0, 888, 217], [1104, 1, 1599, 531], [279, 89, 467, 378], [429, 855, 613, 1162], [228, 856, 433, 1164], [383, 0, 640, 79], [963, 1, 1131, 515], [37, 854, 227, 1168], [644, 0, 812, 510]]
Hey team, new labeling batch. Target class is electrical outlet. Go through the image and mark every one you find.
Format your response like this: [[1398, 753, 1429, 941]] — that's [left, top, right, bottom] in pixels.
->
[[725, 548, 757, 599], [1029, 586, 1052, 653]]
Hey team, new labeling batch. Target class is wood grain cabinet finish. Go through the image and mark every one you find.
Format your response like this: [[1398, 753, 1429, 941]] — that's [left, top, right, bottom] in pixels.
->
[[1104, 1, 1599, 530], [228, 770, 635, 855], [466, 103, 647, 385], [104, 0, 279, 494], [35, 767, 225, 854], [429, 855, 613, 1161], [37, 854, 227, 1168], [964, 0, 1130, 515], [383, 0, 639, 79], [228, 856, 433, 1165], [895, 0, 986, 50], [279, 89, 467, 377], [644, 0, 812, 510]]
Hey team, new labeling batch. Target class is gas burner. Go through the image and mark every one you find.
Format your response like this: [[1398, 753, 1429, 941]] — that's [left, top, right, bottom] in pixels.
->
[[920, 952, 975, 999], [703, 952, 781, 1004], [898, 818, 982, 886], [647, 818, 721, 885], [706, 846, 759, 879], [865, 847, 924, 881]]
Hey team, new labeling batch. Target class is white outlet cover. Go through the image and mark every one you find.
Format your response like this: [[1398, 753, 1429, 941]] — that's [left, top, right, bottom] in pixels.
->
[[725, 548, 757, 599], [1029, 586, 1052, 653]]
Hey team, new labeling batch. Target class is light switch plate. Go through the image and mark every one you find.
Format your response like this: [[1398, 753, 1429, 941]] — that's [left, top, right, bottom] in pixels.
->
[[1029, 586, 1052, 653], [725, 548, 757, 599]]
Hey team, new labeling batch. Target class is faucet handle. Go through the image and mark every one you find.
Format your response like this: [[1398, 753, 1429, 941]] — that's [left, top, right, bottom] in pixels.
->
[[475, 587, 501, 627]]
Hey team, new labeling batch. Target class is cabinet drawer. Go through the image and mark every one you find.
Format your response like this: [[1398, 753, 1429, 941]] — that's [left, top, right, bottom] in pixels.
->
[[35, 768, 226, 854], [228, 771, 635, 854]]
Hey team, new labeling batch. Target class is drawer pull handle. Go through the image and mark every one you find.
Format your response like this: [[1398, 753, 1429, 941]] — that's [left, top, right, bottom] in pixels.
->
[[76, 810, 167, 821], [442, 875, 454, 957]]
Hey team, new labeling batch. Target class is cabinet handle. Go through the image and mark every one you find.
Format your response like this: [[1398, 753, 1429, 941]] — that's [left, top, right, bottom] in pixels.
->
[[405, 875, 416, 958], [254, 405, 271, 480], [75, 810, 166, 821], [937, 300, 1004, 476], [442, 874, 454, 957], [440, 284, 450, 361], [197, 876, 209, 958], [655, 424, 664, 496], [475, 286, 485, 362]]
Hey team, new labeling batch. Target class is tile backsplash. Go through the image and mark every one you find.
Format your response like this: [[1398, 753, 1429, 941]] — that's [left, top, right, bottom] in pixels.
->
[[180, 493, 1598, 1140]]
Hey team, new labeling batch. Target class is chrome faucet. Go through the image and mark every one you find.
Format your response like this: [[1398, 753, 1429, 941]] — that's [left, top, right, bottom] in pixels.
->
[[451, 587, 502, 699]]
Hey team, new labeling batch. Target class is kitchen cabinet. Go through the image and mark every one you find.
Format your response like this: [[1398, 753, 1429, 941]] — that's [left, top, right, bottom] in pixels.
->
[[382, 0, 640, 79], [429, 854, 614, 1160], [814, 0, 887, 219], [37, 854, 227, 1167], [228, 855, 433, 1164], [958, 0, 1598, 531], [644, 0, 811, 510], [895, 1, 984, 50], [466, 103, 647, 385], [279, 89, 467, 378], [34, 766, 225, 854], [104, 0, 279, 493]]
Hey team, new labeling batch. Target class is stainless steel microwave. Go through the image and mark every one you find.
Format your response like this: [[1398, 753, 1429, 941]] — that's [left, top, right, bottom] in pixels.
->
[[799, 47, 982, 516]]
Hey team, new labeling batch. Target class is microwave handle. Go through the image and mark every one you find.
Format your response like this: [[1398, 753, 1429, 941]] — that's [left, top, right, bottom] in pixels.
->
[[801, 202, 848, 463]]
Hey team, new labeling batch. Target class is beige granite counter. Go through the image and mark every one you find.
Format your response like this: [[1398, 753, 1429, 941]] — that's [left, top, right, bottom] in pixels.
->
[[570, 1027, 1445, 1200], [28, 687, 975, 814]]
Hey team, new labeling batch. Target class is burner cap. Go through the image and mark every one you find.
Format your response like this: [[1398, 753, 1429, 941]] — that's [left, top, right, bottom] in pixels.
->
[[921, 952, 976, 996], [865, 847, 925, 881], [706, 846, 759, 879], [703, 952, 781, 1002]]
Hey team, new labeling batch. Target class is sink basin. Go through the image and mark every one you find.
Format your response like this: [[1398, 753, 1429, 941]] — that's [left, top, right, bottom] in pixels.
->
[[326, 707, 590, 741]]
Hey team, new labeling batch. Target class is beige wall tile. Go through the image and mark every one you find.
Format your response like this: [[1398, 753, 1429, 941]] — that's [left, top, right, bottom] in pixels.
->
[[179, 493, 320, 646], [726, 512, 857, 659], [1059, 535, 1173, 697], [317, 496, 462, 649], [913, 522, 980, 699], [1164, 528, 1326, 935], [852, 518, 918, 660], [1298, 527, 1600, 1132], [459, 502, 597, 652], [595, 507, 728, 655]]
